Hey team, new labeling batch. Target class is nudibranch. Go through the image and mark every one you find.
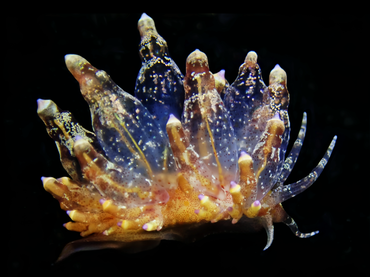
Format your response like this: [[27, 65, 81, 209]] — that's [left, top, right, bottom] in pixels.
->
[[37, 13, 337, 261]]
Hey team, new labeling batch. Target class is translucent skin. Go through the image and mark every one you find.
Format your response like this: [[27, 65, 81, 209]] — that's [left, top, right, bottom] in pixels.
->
[[37, 13, 336, 262]]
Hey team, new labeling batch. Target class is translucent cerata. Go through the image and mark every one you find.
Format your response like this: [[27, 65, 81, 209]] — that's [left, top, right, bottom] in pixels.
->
[[37, 13, 337, 262]]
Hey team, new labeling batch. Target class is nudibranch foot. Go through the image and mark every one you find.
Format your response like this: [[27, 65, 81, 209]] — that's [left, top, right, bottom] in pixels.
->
[[37, 13, 337, 261], [55, 216, 265, 262]]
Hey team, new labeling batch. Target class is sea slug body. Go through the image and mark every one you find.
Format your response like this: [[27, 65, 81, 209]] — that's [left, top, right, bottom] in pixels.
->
[[37, 13, 336, 262]]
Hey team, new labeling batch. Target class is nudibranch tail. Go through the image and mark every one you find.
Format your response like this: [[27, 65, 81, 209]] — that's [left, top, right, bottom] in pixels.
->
[[37, 13, 337, 261]]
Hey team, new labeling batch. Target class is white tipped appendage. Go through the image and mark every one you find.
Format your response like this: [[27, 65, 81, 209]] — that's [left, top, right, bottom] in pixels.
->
[[139, 13, 152, 21]]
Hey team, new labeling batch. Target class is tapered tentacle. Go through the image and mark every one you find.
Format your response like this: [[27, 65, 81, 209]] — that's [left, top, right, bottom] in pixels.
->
[[282, 214, 319, 238], [166, 114, 225, 200], [73, 136, 169, 208], [41, 176, 123, 236], [251, 65, 290, 200], [37, 99, 102, 183], [237, 151, 257, 208], [224, 51, 268, 153], [64, 54, 173, 176], [65, 209, 118, 237], [251, 112, 285, 201], [225, 61, 292, 205], [271, 135, 337, 205], [267, 64, 291, 171], [41, 176, 102, 212], [182, 49, 238, 192], [276, 112, 307, 186], [135, 13, 184, 133]]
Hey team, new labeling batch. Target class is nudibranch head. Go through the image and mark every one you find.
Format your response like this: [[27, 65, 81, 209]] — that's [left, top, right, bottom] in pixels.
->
[[37, 13, 337, 262]]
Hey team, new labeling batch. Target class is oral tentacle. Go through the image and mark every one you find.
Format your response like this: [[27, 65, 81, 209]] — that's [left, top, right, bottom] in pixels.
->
[[276, 112, 307, 186], [271, 136, 337, 205]]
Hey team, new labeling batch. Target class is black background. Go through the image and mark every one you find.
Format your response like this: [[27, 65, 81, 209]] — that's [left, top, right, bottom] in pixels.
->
[[7, 13, 368, 276]]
